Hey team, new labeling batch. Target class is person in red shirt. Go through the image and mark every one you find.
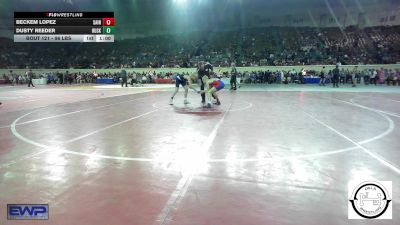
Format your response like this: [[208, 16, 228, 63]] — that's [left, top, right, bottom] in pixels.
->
[[201, 75, 225, 108]]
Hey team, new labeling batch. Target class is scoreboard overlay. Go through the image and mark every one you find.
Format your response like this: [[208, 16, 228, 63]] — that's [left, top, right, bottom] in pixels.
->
[[14, 12, 114, 42]]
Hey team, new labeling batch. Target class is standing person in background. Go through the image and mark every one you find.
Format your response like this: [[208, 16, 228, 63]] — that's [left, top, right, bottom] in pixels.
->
[[371, 69, 377, 85], [230, 65, 237, 90], [19, 74, 24, 85], [15, 71, 20, 85], [47, 73, 52, 84], [283, 71, 290, 84], [378, 68, 385, 85], [387, 69, 396, 86], [130, 72, 137, 86], [57, 71, 62, 84], [9, 70, 15, 86], [93, 70, 98, 83], [27, 69, 35, 88], [351, 66, 357, 87], [147, 71, 153, 84], [319, 66, 326, 86], [120, 65, 128, 87], [327, 70, 332, 84], [63, 71, 67, 85], [290, 69, 296, 83], [345, 69, 352, 84], [77, 72, 82, 85], [363, 69, 371, 85], [67, 71, 73, 85], [332, 64, 340, 88], [396, 69, 400, 86], [299, 68, 306, 84], [340, 68, 346, 85], [141, 72, 147, 84]]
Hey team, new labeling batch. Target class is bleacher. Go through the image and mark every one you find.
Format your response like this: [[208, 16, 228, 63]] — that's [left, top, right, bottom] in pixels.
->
[[1, 26, 400, 69]]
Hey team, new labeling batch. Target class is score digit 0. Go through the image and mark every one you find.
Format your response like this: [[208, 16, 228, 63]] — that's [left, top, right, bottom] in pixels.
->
[[102, 18, 114, 26], [103, 26, 114, 34]]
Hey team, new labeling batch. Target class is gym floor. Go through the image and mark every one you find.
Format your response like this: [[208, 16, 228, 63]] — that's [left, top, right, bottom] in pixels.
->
[[0, 84, 399, 225]]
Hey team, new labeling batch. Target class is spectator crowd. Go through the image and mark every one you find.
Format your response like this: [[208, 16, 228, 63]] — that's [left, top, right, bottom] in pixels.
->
[[1, 26, 400, 69], [3, 67, 400, 87]]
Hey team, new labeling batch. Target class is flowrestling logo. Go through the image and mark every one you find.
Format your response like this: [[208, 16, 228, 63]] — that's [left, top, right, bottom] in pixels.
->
[[7, 204, 49, 220], [348, 181, 392, 219]]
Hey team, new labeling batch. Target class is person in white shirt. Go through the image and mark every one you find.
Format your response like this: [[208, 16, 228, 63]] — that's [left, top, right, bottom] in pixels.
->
[[299, 68, 306, 84], [141, 74, 147, 83], [77, 73, 82, 84], [371, 69, 378, 85]]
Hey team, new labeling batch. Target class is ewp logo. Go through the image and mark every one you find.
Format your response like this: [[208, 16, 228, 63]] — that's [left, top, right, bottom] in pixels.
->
[[7, 204, 49, 220]]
